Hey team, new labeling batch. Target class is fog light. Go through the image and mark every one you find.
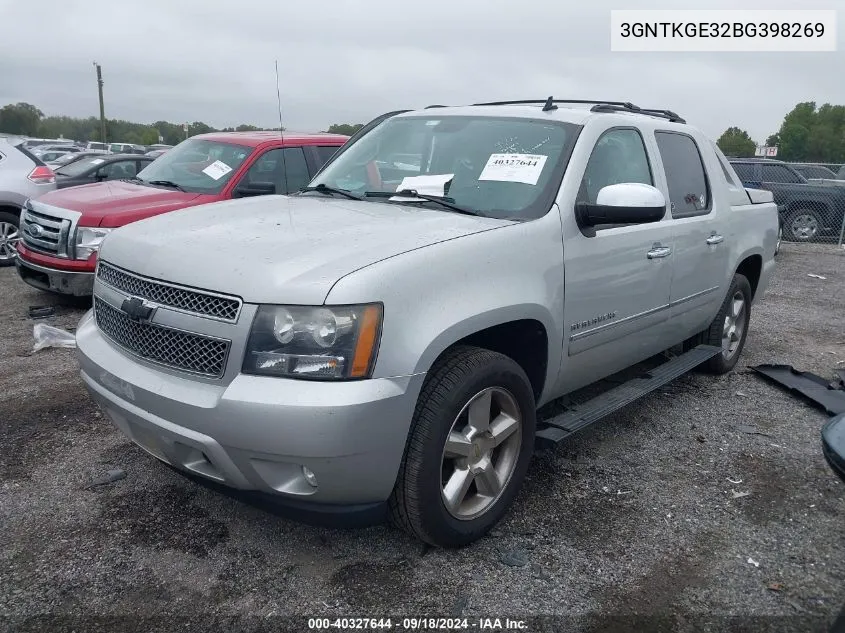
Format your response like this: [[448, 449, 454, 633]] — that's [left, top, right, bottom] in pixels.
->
[[302, 466, 318, 487]]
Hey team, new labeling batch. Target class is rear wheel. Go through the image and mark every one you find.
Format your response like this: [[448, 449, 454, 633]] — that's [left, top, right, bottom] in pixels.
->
[[698, 274, 752, 374], [389, 346, 536, 547], [0, 211, 21, 267]]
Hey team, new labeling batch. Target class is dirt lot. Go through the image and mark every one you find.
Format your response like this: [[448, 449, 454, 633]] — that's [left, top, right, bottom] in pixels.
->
[[1, 244, 844, 633]]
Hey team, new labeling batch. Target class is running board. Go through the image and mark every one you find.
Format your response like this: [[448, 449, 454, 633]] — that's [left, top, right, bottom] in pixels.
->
[[535, 344, 722, 447]]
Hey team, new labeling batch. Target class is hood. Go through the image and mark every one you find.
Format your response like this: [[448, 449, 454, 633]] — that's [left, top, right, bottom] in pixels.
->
[[36, 181, 206, 226], [98, 194, 512, 305]]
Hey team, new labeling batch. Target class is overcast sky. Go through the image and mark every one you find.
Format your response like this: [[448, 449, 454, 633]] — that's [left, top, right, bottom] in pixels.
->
[[0, 0, 841, 143]]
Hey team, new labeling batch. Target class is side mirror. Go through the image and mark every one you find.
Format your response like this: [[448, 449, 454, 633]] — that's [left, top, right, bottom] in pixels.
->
[[576, 183, 666, 227], [95, 170, 108, 181], [234, 181, 276, 197]]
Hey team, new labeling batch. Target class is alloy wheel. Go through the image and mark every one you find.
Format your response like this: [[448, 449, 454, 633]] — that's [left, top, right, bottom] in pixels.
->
[[722, 291, 747, 360], [440, 387, 522, 520], [0, 221, 20, 261]]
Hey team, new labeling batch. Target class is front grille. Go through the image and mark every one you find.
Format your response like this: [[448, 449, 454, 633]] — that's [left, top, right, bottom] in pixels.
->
[[21, 207, 71, 256], [94, 298, 230, 378], [97, 262, 241, 322]]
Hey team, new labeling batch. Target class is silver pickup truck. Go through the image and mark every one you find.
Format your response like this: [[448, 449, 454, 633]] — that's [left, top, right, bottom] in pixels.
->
[[75, 99, 778, 547]]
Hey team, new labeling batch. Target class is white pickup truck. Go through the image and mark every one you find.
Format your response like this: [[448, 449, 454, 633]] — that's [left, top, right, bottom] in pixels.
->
[[75, 98, 779, 546]]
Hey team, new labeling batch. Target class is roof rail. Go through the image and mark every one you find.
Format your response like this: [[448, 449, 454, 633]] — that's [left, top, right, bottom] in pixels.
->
[[471, 97, 686, 124], [473, 98, 638, 109], [590, 103, 686, 124]]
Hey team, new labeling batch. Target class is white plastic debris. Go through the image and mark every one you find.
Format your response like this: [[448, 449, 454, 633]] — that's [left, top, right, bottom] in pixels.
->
[[747, 557, 760, 567], [807, 274, 827, 280], [732, 489, 751, 499], [727, 477, 743, 484], [32, 324, 76, 352]]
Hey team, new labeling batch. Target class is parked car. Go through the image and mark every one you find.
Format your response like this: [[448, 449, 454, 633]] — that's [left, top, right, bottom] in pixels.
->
[[51, 154, 155, 190], [146, 144, 173, 153], [33, 145, 84, 157], [21, 138, 77, 151], [46, 151, 109, 170], [729, 158, 845, 242], [0, 139, 56, 266], [109, 143, 147, 155], [16, 131, 349, 296], [145, 149, 169, 158], [74, 100, 777, 546], [38, 150, 73, 163], [85, 142, 110, 152]]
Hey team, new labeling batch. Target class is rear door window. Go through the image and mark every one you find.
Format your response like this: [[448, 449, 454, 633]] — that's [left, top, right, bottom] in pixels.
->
[[315, 146, 341, 166], [655, 131, 711, 217]]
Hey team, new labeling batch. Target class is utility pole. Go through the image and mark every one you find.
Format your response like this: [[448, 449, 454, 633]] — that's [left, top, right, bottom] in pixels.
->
[[93, 62, 106, 144]]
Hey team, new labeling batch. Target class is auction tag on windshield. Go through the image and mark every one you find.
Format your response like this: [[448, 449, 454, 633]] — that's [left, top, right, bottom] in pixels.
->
[[478, 153, 548, 186], [202, 160, 233, 180], [90, 158, 105, 165]]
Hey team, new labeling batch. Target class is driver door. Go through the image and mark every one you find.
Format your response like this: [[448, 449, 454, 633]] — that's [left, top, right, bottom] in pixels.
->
[[555, 126, 675, 394]]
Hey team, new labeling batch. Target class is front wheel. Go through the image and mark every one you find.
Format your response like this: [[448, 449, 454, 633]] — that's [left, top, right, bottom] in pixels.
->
[[698, 274, 752, 374], [389, 346, 536, 547], [785, 208, 822, 242]]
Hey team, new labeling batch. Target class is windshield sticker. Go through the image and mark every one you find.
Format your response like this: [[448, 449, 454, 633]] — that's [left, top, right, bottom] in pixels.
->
[[478, 153, 548, 186], [202, 160, 233, 180], [90, 158, 105, 165], [390, 174, 454, 201]]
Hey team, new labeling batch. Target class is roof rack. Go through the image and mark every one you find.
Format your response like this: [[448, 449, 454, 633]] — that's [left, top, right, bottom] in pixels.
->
[[471, 97, 686, 124]]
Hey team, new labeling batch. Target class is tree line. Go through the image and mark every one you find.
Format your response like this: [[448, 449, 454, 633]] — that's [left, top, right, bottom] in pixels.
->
[[717, 102, 845, 163], [5, 98, 841, 163], [0, 102, 364, 146]]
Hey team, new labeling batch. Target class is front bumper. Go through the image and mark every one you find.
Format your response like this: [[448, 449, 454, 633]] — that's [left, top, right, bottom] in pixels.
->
[[75, 310, 425, 511], [15, 254, 94, 296], [822, 414, 845, 483]]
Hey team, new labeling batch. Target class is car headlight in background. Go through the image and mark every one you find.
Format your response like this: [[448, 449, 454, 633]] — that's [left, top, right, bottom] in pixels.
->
[[75, 227, 113, 260], [242, 304, 383, 380]]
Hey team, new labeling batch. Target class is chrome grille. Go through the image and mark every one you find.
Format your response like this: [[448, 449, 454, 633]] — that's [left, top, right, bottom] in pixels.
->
[[94, 298, 230, 378], [97, 262, 241, 322], [21, 207, 71, 256]]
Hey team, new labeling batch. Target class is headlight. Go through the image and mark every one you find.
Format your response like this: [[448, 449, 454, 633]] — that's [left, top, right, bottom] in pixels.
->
[[75, 227, 113, 260], [242, 304, 383, 380]]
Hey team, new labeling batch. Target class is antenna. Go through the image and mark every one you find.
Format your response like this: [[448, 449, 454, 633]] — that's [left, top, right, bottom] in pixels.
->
[[275, 60, 290, 195]]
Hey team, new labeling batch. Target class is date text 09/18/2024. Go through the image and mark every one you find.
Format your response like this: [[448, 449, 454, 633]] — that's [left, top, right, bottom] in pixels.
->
[[307, 617, 529, 630]]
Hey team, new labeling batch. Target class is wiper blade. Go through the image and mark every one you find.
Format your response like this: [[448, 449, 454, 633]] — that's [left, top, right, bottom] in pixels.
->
[[299, 184, 362, 200], [365, 190, 479, 216], [148, 179, 185, 192]]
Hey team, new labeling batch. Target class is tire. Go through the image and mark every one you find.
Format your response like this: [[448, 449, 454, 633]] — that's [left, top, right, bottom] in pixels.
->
[[0, 210, 21, 267], [698, 274, 752, 374], [785, 208, 822, 242], [388, 345, 536, 547]]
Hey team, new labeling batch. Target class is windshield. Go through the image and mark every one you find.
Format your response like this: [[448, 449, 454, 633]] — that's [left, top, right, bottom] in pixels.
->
[[309, 115, 578, 219], [135, 138, 253, 193], [56, 156, 108, 176]]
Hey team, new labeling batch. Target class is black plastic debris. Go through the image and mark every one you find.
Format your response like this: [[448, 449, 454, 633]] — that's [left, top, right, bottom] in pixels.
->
[[85, 468, 127, 489], [751, 365, 845, 416], [28, 306, 55, 319]]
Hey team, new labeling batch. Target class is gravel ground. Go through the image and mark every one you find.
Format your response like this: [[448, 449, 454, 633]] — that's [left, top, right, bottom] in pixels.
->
[[1, 243, 844, 633]]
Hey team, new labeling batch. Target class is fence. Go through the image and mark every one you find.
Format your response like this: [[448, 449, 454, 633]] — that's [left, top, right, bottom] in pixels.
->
[[777, 161, 845, 247]]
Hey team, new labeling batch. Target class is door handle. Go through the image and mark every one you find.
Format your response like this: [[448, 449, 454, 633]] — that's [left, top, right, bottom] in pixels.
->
[[706, 234, 724, 245], [647, 246, 672, 259]]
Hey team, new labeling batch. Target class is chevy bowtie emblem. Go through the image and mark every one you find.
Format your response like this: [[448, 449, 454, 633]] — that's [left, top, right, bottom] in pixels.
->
[[121, 297, 156, 323]]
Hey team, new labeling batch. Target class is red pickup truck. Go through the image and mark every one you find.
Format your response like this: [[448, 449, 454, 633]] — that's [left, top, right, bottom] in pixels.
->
[[15, 131, 348, 296]]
